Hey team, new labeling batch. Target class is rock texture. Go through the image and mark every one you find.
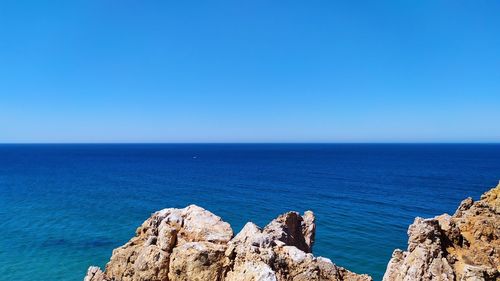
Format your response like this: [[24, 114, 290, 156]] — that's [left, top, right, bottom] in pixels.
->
[[84, 182, 500, 281], [383, 182, 500, 281], [84, 205, 371, 281]]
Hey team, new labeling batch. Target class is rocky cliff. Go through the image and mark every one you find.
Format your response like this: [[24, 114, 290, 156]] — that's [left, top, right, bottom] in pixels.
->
[[383, 182, 499, 281], [84, 205, 371, 281], [84, 182, 499, 281]]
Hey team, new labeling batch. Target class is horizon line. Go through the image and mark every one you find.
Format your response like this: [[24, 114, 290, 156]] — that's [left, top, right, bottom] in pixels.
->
[[1, 142, 500, 145]]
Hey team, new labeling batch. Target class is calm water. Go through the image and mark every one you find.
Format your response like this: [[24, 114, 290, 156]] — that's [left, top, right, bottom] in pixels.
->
[[1, 144, 499, 281]]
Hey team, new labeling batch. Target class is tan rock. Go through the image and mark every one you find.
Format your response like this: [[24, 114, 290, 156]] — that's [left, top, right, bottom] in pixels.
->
[[302, 211, 316, 251], [272, 244, 371, 281], [84, 266, 108, 281], [177, 205, 233, 245], [168, 242, 226, 281], [383, 182, 500, 281], [84, 206, 369, 281], [84, 183, 499, 281], [225, 261, 277, 281], [104, 205, 232, 281], [223, 215, 371, 281], [263, 211, 315, 253]]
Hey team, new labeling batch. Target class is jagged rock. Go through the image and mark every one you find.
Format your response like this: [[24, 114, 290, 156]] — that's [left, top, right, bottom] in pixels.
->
[[103, 205, 232, 281], [222, 217, 370, 281], [383, 182, 500, 281], [263, 211, 315, 253], [84, 183, 500, 281], [84, 206, 370, 281], [84, 267, 107, 281]]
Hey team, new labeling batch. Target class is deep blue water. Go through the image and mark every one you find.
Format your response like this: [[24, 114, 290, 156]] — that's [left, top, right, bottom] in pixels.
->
[[1, 144, 499, 281]]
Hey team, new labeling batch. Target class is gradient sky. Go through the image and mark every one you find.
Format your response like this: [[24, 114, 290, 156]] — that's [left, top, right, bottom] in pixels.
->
[[1, 1, 499, 143]]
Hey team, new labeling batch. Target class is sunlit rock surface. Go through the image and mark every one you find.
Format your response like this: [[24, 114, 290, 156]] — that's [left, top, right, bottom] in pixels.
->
[[84, 205, 370, 281], [383, 182, 500, 281], [83, 182, 499, 281]]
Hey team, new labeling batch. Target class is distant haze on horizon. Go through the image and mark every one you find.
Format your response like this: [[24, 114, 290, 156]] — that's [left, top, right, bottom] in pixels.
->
[[1, 1, 499, 143]]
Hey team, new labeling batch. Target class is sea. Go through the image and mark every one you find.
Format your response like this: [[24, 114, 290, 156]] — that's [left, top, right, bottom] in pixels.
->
[[1, 144, 499, 281]]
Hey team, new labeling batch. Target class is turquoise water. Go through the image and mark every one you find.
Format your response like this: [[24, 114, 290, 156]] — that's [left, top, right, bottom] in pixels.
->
[[1, 144, 499, 281]]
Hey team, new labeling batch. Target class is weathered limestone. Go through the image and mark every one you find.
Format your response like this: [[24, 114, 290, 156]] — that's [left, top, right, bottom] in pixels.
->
[[84, 206, 370, 281], [84, 267, 107, 281], [83, 182, 499, 281], [262, 211, 315, 253], [103, 205, 232, 281], [383, 182, 500, 281], [223, 214, 370, 281], [169, 242, 227, 281]]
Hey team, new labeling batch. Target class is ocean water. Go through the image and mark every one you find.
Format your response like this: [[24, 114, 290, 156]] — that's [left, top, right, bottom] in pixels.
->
[[1, 144, 499, 281]]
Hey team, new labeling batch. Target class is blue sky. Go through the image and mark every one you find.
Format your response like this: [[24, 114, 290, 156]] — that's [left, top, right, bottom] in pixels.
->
[[1, 1, 499, 143]]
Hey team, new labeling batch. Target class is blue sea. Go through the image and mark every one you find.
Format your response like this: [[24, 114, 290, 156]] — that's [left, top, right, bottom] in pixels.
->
[[1, 144, 499, 281]]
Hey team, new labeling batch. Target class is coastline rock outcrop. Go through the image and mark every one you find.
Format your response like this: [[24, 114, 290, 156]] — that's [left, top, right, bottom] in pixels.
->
[[84, 182, 499, 281], [84, 205, 371, 281], [383, 182, 500, 281]]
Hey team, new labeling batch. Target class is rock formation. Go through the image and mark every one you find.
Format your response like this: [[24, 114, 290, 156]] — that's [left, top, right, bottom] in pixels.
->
[[84, 205, 371, 281], [383, 182, 499, 281], [84, 182, 499, 281]]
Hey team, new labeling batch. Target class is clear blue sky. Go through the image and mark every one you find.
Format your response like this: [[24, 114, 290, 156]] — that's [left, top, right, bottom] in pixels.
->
[[1, 1, 499, 143]]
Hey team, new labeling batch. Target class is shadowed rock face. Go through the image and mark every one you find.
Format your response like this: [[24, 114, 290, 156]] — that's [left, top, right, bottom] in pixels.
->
[[84, 205, 371, 281], [383, 182, 500, 281]]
